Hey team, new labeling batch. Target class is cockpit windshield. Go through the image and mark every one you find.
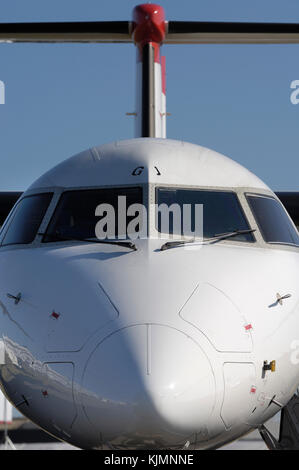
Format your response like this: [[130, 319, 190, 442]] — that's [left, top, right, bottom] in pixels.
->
[[156, 188, 255, 242], [247, 194, 299, 246], [1, 193, 53, 246], [43, 187, 143, 242]]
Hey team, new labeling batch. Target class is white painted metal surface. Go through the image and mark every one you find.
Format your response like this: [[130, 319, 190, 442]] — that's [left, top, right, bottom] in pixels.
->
[[0, 390, 12, 424], [28, 139, 269, 190], [0, 138, 298, 449]]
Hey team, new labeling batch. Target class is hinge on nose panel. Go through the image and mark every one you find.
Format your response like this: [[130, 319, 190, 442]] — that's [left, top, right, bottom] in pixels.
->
[[276, 293, 291, 305], [15, 394, 30, 408], [6, 292, 21, 305]]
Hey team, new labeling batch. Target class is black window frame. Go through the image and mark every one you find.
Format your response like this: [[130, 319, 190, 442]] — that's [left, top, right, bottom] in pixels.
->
[[155, 186, 255, 242], [246, 192, 299, 247], [0, 192, 54, 247]]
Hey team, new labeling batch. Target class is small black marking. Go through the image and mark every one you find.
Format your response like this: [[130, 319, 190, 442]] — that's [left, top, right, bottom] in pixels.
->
[[132, 166, 144, 176], [16, 394, 29, 407]]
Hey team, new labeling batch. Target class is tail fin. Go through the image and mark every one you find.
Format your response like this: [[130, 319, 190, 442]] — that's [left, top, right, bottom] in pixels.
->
[[133, 4, 167, 138]]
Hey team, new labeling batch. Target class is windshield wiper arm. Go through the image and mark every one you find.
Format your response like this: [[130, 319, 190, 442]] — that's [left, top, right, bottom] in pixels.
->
[[160, 239, 196, 251], [211, 228, 256, 241], [160, 229, 256, 251], [38, 233, 137, 251]]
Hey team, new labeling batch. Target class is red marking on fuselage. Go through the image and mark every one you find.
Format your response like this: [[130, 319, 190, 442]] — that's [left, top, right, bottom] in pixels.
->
[[51, 311, 60, 319]]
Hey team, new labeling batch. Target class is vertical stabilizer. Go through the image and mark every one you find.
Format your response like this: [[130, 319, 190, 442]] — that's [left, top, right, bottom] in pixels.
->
[[133, 4, 167, 138]]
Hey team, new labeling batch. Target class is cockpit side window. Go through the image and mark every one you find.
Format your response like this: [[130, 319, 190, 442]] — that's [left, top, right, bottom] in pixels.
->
[[246, 194, 299, 246], [156, 188, 255, 242], [1, 193, 53, 246]]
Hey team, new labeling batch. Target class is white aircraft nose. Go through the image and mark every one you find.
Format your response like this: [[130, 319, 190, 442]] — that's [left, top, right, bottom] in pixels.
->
[[81, 325, 216, 448]]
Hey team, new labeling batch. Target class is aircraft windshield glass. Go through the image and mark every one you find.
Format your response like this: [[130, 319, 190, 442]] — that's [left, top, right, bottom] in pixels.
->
[[43, 187, 143, 242], [247, 194, 299, 246], [1, 193, 53, 246], [156, 188, 254, 241]]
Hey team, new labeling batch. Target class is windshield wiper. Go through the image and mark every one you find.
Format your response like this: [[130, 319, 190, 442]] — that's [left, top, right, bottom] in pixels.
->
[[160, 239, 196, 251], [211, 228, 256, 241], [160, 229, 256, 251], [38, 233, 137, 251]]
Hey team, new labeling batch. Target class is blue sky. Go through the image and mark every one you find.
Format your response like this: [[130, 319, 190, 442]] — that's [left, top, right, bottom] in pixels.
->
[[0, 0, 299, 191]]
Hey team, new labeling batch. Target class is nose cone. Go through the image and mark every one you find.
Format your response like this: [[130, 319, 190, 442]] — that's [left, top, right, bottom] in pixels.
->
[[81, 325, 215, 448]]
